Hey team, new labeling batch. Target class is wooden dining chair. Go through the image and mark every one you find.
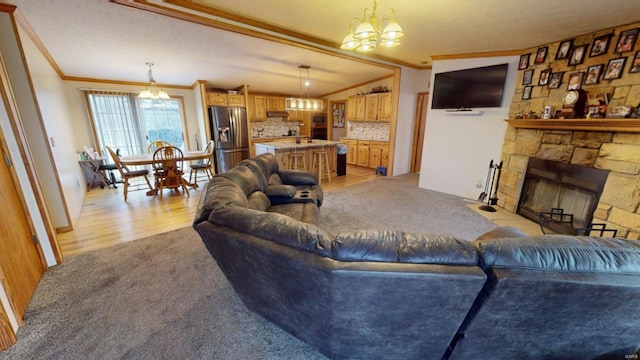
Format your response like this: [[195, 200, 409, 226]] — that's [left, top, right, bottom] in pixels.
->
[[152, 146, 189, 198], [106, 146, 154, 201], [189, 140, 215, 185], [147, 140, 172, 154]]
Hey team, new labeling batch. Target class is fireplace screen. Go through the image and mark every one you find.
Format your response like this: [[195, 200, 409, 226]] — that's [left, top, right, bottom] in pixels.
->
[[517, 158, 609, 233]]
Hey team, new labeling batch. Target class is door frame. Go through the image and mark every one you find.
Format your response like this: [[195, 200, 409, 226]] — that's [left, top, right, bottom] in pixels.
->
[[409, 92, 429, 172]]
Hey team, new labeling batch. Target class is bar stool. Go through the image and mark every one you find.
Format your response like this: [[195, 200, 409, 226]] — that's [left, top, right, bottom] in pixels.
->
[[288, 152, 306, 170], [312, 150, 331, 184]]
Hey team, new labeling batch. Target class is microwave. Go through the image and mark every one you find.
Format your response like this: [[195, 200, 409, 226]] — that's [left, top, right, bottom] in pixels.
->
[[311, 114, 326, 126]]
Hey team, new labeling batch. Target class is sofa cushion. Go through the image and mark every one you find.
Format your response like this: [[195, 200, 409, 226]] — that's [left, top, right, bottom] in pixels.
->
[[332, 230, 479, 266], [474, 235, 640, 273], [209, 204, 332, 256], [218, 165, 260, 196], [269, 173, 284, 185], [268, 202, 318, 224], [247, 191, 271, 211]]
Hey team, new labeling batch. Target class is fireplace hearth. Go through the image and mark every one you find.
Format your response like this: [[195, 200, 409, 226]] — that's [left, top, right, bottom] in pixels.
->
[[517, 158, 609, 234]]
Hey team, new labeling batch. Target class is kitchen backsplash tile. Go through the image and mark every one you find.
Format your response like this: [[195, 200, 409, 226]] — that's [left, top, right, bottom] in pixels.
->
[[347, 122, 390, 141], [251, 117, 300, 138]]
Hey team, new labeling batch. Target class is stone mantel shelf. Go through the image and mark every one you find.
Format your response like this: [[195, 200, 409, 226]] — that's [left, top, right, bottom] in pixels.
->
[[505, 119, 640, 133]]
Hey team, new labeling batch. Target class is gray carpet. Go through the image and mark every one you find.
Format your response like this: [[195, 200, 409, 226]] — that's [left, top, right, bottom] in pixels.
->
[[0, 174, 496, 360]]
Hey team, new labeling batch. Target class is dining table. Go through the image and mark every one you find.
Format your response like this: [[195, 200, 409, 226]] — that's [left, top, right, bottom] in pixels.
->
[[119, 150, 212, 194]]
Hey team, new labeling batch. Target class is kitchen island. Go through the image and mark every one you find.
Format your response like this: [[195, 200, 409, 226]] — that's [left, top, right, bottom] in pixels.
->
[[254, 139, 344, 174]]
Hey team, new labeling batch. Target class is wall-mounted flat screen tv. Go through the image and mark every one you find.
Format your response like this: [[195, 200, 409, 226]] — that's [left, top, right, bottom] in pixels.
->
[[431, 63, 509, 109]]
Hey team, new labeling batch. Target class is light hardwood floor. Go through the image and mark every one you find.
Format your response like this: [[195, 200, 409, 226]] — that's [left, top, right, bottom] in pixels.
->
[[57, 165, 379, 258]]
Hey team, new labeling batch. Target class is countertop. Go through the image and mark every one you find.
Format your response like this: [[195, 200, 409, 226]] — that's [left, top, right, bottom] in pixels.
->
[[251, 135, 299, 141], [253, 139, 344, 150]]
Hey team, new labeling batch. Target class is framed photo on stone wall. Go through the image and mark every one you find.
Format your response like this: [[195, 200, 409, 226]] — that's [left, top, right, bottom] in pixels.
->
[[523, 69, 534, 85], [589, 34, 612, 57], [522, 86, 532, 100], [535, 47, 548, 64], [584, 64, 604, 85], [538, 69, 551, 85], [568, 44, 588, 66], [518, 54, 530, 70], [548, 72, 564, 89], [556, 39, 573, 60], [604, 57, 627, 80], [615, 29, 639, 53], [567, 72, 585, 90], [630, 51, 640, 73]]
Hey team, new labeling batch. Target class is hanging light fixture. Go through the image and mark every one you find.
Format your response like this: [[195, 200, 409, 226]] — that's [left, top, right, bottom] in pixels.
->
[[285, 65, 324, 112], [138, 62, 170, 100], [340, 0, 404, 53]]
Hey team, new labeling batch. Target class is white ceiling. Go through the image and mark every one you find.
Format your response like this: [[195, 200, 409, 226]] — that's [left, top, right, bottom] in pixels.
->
[[6, 0, 640, 96]]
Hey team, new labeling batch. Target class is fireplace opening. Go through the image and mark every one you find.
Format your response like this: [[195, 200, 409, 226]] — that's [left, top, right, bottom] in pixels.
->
[[517, 158, 609, 234]]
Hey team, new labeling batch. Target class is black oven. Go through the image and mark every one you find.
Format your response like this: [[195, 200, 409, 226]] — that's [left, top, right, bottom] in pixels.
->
[[311, 114, 327, 139]]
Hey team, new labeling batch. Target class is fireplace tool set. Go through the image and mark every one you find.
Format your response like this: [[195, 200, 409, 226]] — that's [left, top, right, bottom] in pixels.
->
[[479, 159, 503, 212]]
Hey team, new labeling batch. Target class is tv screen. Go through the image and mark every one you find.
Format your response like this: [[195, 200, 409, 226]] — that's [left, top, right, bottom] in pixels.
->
[[431, 64, 509, 109]]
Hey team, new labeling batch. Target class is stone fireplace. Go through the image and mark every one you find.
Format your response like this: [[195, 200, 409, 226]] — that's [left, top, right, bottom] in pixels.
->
[[497, 121, 640, 239]]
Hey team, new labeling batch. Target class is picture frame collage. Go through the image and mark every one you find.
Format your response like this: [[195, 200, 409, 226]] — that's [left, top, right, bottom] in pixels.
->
[[519, 27, 640, 100]]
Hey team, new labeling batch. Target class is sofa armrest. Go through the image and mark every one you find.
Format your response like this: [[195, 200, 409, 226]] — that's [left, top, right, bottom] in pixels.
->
[[278, 170, 318, 186], [265, 184, 297, 198]]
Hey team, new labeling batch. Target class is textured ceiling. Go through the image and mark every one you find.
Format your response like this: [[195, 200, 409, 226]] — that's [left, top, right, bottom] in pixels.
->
[[5, 0, 640, 96]]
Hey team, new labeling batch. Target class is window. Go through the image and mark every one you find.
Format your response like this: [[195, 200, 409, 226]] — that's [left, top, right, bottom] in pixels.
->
[[84, 91, 185, 157]]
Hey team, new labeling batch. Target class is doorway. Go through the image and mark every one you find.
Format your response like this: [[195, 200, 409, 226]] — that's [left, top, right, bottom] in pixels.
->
[[328, 100, 346, 140], [410, 92, 429, 172]]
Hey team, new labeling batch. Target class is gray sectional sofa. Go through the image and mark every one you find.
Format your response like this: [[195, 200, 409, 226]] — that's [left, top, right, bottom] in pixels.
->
[[193, 153, 640, 360]]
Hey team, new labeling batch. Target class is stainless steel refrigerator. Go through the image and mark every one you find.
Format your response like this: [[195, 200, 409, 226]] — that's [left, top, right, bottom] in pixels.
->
[[209, 106, 249, 173]]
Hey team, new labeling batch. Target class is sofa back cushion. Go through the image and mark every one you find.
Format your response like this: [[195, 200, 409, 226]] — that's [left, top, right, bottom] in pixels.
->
[[250, 153, 280, 178], [238, 159, 269, 191], [209, 204, 333, 256], [218, 165, 261, 196], [332, 230, 479, 266], [475, 234, 640, 273]]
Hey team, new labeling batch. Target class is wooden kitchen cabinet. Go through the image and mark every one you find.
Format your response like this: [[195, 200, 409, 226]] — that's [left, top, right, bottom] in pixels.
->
[[227, 94, 245, 107], [355, 95, 366, 120], [346, 95, 366, 121], [247, 96, 256, 121], [364, 92, 392, 122], [369, 141, 389, 168], [298, 112, 311, 136], [343, 139, 358, 165], [253, 95, 267, 121], [267, 96, 286, 111], [377, 92, 392, 122], [365, 94, 379, 121], [357, 140, 370, 167], [346, 96, 356, 120], [206, 93, 246, 107], [207, 93, 228, 106]]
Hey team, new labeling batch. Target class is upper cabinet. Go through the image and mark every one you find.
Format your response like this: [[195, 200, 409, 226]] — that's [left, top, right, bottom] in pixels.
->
[[347, 92, 391, 122], [267, 96, 286, 112], [206, 93, 246, 107], [252, 95, 267, 121]]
